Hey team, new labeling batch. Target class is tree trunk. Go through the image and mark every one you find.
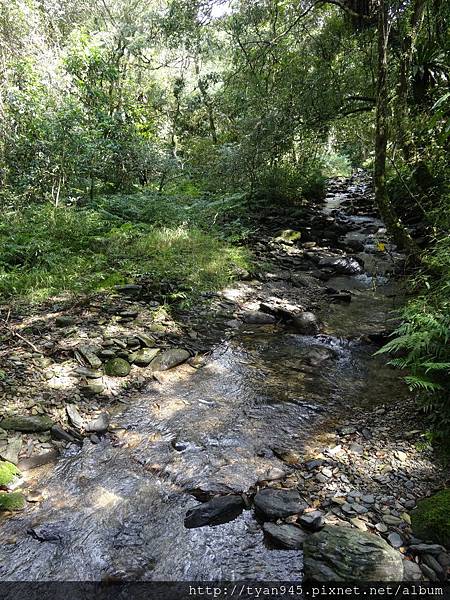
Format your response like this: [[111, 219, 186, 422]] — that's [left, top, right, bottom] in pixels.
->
[[374, 0, 418, 257]]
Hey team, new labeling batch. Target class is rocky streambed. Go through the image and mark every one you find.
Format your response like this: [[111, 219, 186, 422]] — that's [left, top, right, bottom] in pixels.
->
[[0, 174, 448, 582]]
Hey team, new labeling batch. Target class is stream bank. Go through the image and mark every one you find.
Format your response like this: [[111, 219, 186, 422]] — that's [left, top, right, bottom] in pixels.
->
[[0, 174, 448, 581]]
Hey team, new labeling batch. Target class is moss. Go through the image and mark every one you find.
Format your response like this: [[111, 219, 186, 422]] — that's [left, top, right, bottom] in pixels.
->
[[0, 491, 25, 511], [0, 460, 20, 486], [411, 490, 450, 547]]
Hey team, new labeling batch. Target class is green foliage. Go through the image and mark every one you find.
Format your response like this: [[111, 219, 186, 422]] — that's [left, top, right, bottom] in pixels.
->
[[0, 460, 20, 487], [0, 491, 25, 511], [0, 195, 251, 303], [377, 231, 450, 445], [411, 490, 450, 546]]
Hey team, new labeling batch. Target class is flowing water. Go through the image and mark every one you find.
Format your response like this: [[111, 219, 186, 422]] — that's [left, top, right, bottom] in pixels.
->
[[0, 179, 408, 581]]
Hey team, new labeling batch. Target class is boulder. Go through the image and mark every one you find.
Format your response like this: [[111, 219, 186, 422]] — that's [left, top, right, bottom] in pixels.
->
[[184, 495, 244, 528], [0, 415, 53, 433], [254, 488, 306, 520], [303, 525, 404, 582], [292, 312, 320, 335], [263, 522, 308, 549], [104, 358, 131, 377], [149, 349, 190, 372]]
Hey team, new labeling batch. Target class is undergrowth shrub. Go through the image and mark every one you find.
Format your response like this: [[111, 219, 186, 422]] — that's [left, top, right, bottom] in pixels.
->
[[0, 197, 251, 303]]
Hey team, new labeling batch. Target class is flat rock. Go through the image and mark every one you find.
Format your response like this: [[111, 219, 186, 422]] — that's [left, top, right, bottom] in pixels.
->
[[299, 511, 325, 531], [303, 525, 404, 582], [0, 415, 53, 433], [131, 348, 160, 366], [66, 405, 84, 429], [1, 437, 22, 465], [410, 544, 446, 555], [242, 311, 276, 325], [55, 316, 76, 328], [184, 495, 244, 528], [263, 522, 308, 549], [115, 284, 142, 296], [149, 349, 190, 372], [74, 367, 102, 379], [254, 488, 306, 520], [18, 450, 59, 470]]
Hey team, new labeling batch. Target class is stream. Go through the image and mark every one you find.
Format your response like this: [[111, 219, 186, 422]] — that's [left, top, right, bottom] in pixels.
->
[[0, 177, 408, 581]]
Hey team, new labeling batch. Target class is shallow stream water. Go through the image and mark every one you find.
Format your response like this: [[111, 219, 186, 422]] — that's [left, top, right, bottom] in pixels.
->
[[0, 179, 407, 581]]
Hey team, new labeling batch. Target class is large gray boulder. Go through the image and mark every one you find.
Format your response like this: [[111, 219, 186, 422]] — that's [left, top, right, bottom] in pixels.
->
[[303, 525, 404, 582]]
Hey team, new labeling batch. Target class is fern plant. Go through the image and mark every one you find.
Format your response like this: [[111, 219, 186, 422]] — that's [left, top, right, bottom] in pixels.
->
[[377, 232, 450, 447]]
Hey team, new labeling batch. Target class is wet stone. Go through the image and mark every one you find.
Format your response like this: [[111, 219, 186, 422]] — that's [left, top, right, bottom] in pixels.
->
[[292, 312, 320, 335], [85, 413, 109, 434], [242, 311, 276, 325], [263, 522, 308, 549], [184, 495, 244, 529], [254, 488, 306, 520]]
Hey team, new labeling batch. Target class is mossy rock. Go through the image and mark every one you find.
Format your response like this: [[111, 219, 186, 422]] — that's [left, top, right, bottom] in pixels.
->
[[0, 460, 20, 486], [275, 229, 301, 243], [0, 491, 25, 511], [0, 415, 53, 432], [104, 357, 131, 377], [411, 489, 450, 547]]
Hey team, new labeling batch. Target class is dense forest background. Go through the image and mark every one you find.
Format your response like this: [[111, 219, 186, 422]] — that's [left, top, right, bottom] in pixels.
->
[[0, 0, 449, 443]]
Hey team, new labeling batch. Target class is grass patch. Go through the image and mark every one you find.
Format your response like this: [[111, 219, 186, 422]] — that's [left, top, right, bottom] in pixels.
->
[[0, 194, 252, 304], [0, 491, 25, 511]]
